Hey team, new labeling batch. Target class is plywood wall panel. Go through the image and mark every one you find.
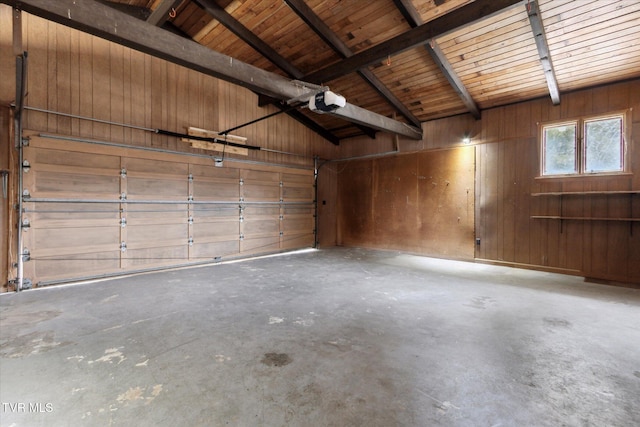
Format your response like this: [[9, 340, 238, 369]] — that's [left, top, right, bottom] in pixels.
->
[[372, 155, 417, 249], [317, 163, 338, 247], [416, 148, 474, 258], [336, 159, 374, 247], [337, 148, 474, 260]]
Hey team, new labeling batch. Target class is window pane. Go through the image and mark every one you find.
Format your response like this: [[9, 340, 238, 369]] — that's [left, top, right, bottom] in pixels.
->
[[584, 117, 623, 172], [543, 123, 577, 175]]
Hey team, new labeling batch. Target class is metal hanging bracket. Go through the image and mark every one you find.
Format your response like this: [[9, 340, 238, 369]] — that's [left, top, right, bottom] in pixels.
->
[[20, 278, 32, 290], [22, 160, 30, 172]]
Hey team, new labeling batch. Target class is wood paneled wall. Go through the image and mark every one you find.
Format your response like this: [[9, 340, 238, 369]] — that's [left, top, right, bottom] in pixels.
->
[[0, 6, 339, 290], [475, 80, 640, 285], [2, 7, 639, 286], [0, 7, 337, 166], [335, 147, 475, 260], [336, 79, 640, 285], [317, 160, 338, 247]]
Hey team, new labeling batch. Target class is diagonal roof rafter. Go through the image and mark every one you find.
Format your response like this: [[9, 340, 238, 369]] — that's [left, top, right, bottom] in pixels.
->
[[193, 0, 303, 79], [147, 0, 183, 27], [284, 0, 422, 128], [303, 0, 525, 85], [98, 0, 191, 39], [526, 0, 560, 105], [193, 0, 377, 142], [392, 0, 481, 119]]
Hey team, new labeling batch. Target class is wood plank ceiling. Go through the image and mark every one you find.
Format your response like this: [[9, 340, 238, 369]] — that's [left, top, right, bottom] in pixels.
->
[[98, 0, 640, 142]]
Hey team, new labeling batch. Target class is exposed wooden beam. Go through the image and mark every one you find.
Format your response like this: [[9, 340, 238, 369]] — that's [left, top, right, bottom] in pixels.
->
[[526, 0, 560, 105], [426, 41, 480, 119], [160, 21, 192, 40], [332, 103, 421, 140], [284, 0, 421, 128], [96, 0, 149, 20], [192, 0, 344, 142], [194, 0, 376, 140], [193, 0, 303, 79], [2, 0, 421, 139], [99, 0, 191, 39], [258, 94, 276, 108], [285, 0, 347, 57], [303, 0, 525, 84], [258, 96, 341, 144], [147, 0, 183, 27], [12, 6, 22, 56], [392, 0, 422, 26], [282, 108, 341, 145], [393, 0, 481, 119], [3, 0, 302, 98]]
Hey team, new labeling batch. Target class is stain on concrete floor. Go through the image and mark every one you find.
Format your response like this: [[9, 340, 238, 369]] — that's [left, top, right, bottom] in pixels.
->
[[261, 352, 292, 367]]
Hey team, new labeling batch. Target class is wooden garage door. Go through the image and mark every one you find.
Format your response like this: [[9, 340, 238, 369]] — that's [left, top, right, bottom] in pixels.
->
[[21, 133, 315, 286]]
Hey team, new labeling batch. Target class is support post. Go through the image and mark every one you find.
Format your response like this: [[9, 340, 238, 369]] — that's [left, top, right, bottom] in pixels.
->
[[14, 52, 27, 291], [314, 156, 319, 249]]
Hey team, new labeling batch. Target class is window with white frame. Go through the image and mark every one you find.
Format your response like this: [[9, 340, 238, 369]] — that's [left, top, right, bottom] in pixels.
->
[[540, 112, 627, 177]]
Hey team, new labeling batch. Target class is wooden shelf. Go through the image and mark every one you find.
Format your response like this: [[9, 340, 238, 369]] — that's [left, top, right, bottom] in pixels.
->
[[531, 190, 640, 196], [531, 191, 639, 224], [531, 216, 640, 222]]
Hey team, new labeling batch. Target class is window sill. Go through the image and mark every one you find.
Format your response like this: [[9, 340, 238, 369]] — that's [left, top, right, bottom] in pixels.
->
[[535, 172, 633, 180]]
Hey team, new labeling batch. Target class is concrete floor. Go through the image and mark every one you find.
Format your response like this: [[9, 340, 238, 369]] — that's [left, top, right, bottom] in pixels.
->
[[1, 248, 639, 427]]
